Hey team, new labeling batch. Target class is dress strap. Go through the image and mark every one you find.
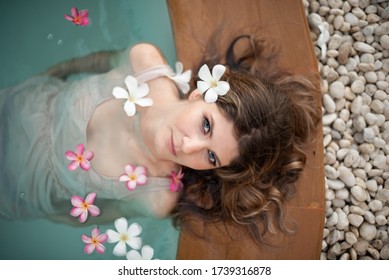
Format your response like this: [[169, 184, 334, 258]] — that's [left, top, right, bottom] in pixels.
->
[[134, 65, 174, 84]]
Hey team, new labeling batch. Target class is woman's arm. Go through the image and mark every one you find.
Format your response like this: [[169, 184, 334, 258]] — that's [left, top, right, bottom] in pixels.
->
[[129, 43, 181, 102], [44, 50, 118, 79], [129, 43, 167, 74]]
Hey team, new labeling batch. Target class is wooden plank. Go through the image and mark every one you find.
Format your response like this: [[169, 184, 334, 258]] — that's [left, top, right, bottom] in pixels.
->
[[167, 0, 325, 259]]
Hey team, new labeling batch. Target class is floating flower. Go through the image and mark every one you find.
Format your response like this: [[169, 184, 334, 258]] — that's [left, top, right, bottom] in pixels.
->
[[119, 164, 148, 190], [197, 64, 230, 103], [82, 227, 108, 255], [112, 75, 153, 117], [70, 192, 100, 223], [106, 217, 142, 257], [65, 143, 94, 171], [169, 169, 184, 192], [126, 245, 157, 260], [64, 7, 90, 26], [166, 62, 192, 94]]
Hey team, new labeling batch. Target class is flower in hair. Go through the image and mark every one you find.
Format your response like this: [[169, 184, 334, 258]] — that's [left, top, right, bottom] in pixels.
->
[[197, 64, 230, 103], [112, 75, 153, 117], [169, 169, 184, 192], [166, 62, 192, 94]]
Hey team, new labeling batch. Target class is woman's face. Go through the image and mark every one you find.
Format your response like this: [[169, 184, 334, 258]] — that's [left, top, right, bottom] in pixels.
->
[[149, 91, 239, 170]]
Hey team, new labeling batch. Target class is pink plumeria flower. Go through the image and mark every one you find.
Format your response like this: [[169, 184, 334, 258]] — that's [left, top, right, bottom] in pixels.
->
[[64, 7, 90, 26], [70, 192, 100, 223], [82, 227, 108, 255], [169, 169, 184, 192], [119, 164, 147, 190], [65, 143, 94, 171]]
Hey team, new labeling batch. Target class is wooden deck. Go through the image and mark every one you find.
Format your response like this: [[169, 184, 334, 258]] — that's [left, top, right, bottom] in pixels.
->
[[167, 0, 325, 259]]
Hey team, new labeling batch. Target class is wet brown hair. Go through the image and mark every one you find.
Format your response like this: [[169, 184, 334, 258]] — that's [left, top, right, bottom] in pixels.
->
[[172, 34, 321, 244]]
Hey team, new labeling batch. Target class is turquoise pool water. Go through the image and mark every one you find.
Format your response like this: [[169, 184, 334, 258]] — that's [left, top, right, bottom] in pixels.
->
[[0, 0, 180, 260]]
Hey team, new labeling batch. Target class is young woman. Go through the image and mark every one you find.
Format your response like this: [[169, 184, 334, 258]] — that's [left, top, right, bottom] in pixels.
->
[[0, 35, 320, 243]]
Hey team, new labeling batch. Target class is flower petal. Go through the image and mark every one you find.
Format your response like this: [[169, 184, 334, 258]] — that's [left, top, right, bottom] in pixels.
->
[[80, 160, 91, 171], [65, 151, 77, 160], [68, 161, 80, 171], [204, 89, 219, 103], [76, 144, 85, 156], [95, 243, 106, 254], [196, 81, 210, 94], [79, 210, 88, 223], [137, 175, 147, 185], [84, 192, 96, 205], [212, 64, 226, 81], [127, 236, 142, 250], [124, 101, 136, 116], [134, 98, 153, 107], [119, 174, 130, 182], [91, 227, 100, 238], [78, 10, 88, 18], [64, 14, 74, 21], [70, 207, 83, 217], [97, 233, 108, 243], [112, 87, 129, 99], [141, 245, 154, 260], [71, 195, 84, 207], [106, 229, 120, 243], [126, 180, 137, 190], [175, 61, 184, 74], [80, 18, 90, 26], [115, 217, 128, 234], [70, 7, 79, 17], [88, 205, 100, 217], [132, 83, 150, 99], [134, 165, 147, 176], [124, 164, 135, 174], [81, 234, 92, 244], [215, 81, 230, 96], [112, 241, 127, 256], [198, 64, 212, 82], [124, 75, 139, 92], [128, 223, 142, 237], [126, 250, 142, 260], [84, 244, 96, 255], [83, 150, 94, 160]]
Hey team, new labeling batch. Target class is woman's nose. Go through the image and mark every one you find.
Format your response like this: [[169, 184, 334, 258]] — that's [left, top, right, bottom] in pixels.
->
[[181, 136, 205, 154]]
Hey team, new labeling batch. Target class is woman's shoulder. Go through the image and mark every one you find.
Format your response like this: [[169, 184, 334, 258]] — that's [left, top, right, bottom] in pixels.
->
[[129, 43, 167, 74]]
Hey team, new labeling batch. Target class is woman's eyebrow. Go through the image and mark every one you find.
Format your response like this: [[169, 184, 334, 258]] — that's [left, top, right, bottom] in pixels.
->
[[210, 115, 222, 167]]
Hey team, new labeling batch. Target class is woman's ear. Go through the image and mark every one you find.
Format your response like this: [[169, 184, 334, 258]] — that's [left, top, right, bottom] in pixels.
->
[[188, 89, 202, 101]]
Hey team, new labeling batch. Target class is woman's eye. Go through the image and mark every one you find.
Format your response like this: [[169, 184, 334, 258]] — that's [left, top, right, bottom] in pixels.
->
[[208, 150, 216, 166], [203, 117, 211, 134]]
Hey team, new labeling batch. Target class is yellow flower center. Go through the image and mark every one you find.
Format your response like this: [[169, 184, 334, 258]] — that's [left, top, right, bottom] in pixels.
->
[[120, 233, 129, 242], [210, 79, 218, 88]]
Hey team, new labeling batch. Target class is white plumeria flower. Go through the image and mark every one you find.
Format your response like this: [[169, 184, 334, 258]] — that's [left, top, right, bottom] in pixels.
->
[[112, 75, 153, 117], [167, 61, 192, 94], [106, 217, 142, 256], [126, 245, 158, 260], [197, 64, 230, 103]]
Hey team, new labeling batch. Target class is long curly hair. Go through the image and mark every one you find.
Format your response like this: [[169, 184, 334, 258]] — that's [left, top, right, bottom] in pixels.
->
[[172, 34, 321, 244]]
